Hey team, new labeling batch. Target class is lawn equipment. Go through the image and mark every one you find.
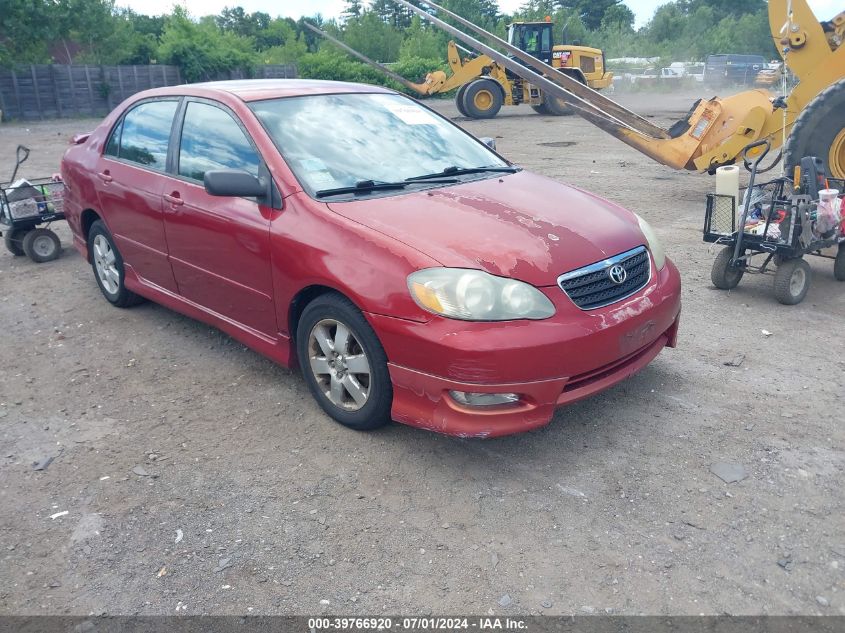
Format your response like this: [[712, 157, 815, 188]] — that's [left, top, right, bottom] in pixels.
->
[[704, 139, 845, 304], [1, 145, 65, 263]]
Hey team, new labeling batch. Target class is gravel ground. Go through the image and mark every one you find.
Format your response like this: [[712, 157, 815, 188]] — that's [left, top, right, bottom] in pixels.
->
[[0, 89, 843, 617]]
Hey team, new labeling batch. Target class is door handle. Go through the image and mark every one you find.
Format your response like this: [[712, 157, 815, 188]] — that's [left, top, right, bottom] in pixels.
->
[[97, 171, 113, 183], [164, 193, 184, 207]]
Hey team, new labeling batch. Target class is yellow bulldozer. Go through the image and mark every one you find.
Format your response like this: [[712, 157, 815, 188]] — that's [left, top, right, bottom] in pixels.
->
[[313, 0, 845, 178], [306, 17, 612, 119]]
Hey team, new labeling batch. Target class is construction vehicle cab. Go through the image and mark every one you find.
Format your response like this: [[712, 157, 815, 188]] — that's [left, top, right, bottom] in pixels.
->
[[508, 19, 612, 91], [508, 21, 553, 65]]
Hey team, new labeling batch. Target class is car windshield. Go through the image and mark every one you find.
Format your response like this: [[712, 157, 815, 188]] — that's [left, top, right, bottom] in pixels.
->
[[249, 92, 509, 196]]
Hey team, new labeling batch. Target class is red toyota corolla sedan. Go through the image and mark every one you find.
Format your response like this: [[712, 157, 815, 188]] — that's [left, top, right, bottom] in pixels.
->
[[61, 79, 681, 438]]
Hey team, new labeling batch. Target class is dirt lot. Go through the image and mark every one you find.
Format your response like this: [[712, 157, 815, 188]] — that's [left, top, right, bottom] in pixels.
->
[[1, 89, 843, 617]]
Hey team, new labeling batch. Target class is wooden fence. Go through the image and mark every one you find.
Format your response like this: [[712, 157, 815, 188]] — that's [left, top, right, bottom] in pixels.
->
[[0, 63, 298, 121]]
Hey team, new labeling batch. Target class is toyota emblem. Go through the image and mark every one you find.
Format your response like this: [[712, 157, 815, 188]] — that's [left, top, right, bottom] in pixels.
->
[[608, 264, 627, 284]]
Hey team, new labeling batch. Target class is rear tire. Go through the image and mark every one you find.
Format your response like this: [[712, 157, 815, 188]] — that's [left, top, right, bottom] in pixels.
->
[[296, 293, 392, 431], [834, 244, 845, 281], [87, 220, 145, 308], [455, 83, 469, 117], [4, 228, 28, 256], [773, 257, 811, 305], [461, 79, 503, 119], [783, 78, 845, 179], [531, 103, 550, 115], [539, 92, 573, 116], [711, 246, 744, 289], [22, 228, 61, 263]]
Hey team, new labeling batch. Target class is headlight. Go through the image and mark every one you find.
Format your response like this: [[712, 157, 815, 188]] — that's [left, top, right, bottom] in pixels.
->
[[408, 269, 555, 321], [636, 215, 666, 269]]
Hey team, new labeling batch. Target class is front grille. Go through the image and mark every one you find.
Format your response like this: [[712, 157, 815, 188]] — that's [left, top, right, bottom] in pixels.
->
[[557, 246, 651, 310]]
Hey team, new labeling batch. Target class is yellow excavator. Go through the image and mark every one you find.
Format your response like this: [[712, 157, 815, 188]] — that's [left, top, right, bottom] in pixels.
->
[[305, 17, 612, 119], [315, 0, 845, 177]]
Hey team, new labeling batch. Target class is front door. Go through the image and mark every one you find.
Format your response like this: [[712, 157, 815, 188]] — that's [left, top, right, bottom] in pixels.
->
[[94, 99, 180, 292], [160, 99, 277, 337]]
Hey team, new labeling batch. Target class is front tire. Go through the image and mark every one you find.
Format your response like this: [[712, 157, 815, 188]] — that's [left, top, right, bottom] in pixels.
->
[[296, 293, 392, 431], [773, 257, 811, 305], [461, 79, 504, 119], [711, 246, 744, 289], [22, 228, 61, 263], [784, 78, 845, 179], [87, 220, 144, 308]]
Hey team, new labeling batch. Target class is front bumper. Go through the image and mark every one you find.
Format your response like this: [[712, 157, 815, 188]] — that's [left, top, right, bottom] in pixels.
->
[[368, 259, 682, 437]]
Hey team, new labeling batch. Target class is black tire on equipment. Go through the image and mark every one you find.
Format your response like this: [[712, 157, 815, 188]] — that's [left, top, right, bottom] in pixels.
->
[[711, 246, 744, 289], [4, 228, 29, 256], [773, 257, 811, 305], [461, 79, 504, 119], [783, 78, 845, 179], [834, 243, 845, 281], [539, 92, 573, 116], [87, 219, 145, 308], [296, 292, 392, 431], [531, 103, 550, 115], [455, 83, 470, 117], [22, 228, 61, 263]]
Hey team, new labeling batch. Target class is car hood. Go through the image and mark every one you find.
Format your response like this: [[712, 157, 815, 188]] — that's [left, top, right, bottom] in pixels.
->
[[326, 170, 646, 287]]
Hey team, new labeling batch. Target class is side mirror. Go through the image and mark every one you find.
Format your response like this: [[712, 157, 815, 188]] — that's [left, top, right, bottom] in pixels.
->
[[480, 137, 497, 151], [204, 169, 267, 198]]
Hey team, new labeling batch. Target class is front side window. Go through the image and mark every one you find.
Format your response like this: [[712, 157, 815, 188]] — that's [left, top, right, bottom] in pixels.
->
[[178, 102, 261, 182], [117, 100, 178, 169], [251, 93, 507, 195]]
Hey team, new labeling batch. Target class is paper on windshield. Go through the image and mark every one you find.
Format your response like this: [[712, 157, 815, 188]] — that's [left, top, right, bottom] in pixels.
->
[[375, 95, 439, 126]]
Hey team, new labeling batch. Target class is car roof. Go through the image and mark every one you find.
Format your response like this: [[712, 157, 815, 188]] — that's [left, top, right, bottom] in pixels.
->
[[143, 79, 395, 103]]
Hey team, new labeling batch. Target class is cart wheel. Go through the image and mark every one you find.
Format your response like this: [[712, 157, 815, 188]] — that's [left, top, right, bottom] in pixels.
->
[[22, 228, 61, 263], [835, 244, 845, 282], [4, 228, 29, 256], [711, 246, 744, 289], [773, 258, 811, 305]]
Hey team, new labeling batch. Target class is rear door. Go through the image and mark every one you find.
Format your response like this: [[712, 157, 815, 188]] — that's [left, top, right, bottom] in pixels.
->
[[159, 98, 277, 337], [95, 99, 180, 292]]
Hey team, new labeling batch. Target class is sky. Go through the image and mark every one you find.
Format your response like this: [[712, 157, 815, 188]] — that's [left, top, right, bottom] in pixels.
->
[[115, 0, 843, 29]]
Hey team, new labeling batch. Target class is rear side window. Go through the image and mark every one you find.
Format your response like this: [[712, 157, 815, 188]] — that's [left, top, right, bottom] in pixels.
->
[[178, 102, 261, 182], [117, 100, 179, 170], [105, 120, 122, 157]]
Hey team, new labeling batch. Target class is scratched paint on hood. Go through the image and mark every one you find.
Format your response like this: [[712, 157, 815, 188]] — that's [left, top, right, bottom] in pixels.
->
[[326, 170, 644, 287]]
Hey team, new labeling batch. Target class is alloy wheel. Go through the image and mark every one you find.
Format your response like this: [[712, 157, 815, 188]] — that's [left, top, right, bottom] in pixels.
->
[[307, 318, 371, 411], [93, 234, 119, 295]]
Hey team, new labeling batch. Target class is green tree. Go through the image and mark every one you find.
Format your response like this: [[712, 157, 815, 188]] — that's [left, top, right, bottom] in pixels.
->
[[157, 7, 256, 82], [555, 0, 628, 31], [260, 19, 308, 63], [342, 0, 364, 22], [399, 16, 446, 60], [343, 10, 403, 62], [601, 4, 634, 31]]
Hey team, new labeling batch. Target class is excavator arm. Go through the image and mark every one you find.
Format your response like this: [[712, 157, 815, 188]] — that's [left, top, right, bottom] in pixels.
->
[[396, 0, 845, 172]]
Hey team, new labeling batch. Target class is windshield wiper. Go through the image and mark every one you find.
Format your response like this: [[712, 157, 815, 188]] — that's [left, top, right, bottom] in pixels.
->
[[406, 165, 519, 181], [315, 178, 458, 198]]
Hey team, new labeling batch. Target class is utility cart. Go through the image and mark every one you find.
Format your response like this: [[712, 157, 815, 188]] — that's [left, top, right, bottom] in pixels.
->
[[1, 145, 65, 263], [704, 140, 845, 305]]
